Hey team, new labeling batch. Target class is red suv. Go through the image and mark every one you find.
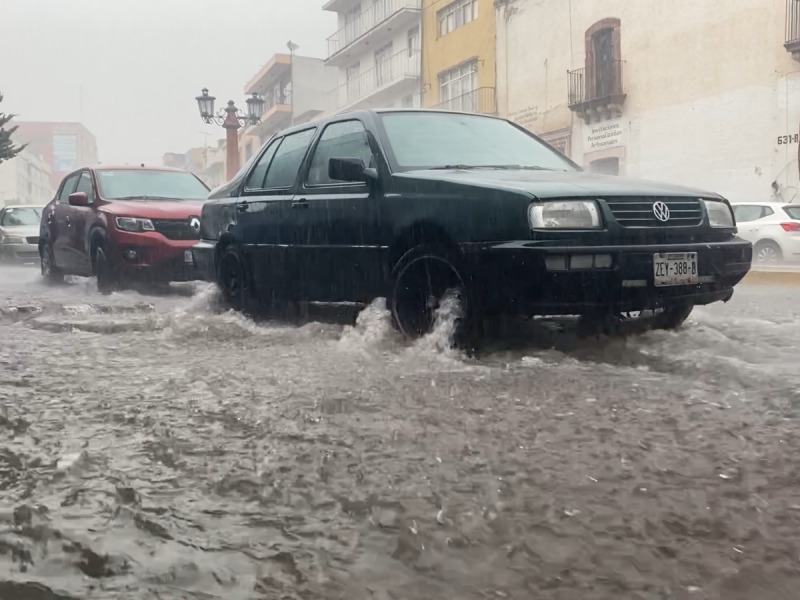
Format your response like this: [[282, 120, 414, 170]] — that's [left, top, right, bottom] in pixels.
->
[[39, 165, 210, 292]]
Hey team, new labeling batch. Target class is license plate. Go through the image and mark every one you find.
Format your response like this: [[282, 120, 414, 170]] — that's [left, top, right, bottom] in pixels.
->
[[184, 250, 194, 264], [653, 252, 698, 287]]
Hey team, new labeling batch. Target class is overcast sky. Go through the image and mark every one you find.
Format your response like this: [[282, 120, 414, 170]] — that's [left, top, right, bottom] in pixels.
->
[[0, 0, 334, 164]]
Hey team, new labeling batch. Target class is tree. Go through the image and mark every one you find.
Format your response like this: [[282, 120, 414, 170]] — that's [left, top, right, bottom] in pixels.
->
[[0, 92, 25, 165]]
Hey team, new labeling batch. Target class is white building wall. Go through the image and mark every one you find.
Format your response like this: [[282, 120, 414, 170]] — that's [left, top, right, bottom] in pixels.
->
[[496, 0, 800, 203], [0, 149, 53, 207]]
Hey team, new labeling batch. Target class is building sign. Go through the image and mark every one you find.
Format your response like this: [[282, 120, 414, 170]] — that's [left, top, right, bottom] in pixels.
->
[[584, 119, 626, 152], [53, 134, 78, 172]]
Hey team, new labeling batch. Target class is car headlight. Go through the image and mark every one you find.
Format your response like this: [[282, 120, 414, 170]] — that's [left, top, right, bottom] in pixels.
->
[[528, 200, 602, 229], [115, 217, 155, 232], [702, 199, 734, 228], [1, 236, 24, 244]]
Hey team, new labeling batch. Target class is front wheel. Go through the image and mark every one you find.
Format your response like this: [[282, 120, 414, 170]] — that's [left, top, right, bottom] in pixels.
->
[[653, 304, 694, 330], [388, 245, 474, 341], [94, 245, 118, 295], [40, 243, 64, 284]]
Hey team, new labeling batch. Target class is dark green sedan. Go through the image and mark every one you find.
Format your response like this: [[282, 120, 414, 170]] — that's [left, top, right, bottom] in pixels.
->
[[192, 109, 752, 337]]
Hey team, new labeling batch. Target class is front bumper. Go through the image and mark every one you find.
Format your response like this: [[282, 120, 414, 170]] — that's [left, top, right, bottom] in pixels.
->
[[110, 231, 203, 282], [191, 240, 217, 283], [0, 242, 40, 264], [464, 239, 752, 316]]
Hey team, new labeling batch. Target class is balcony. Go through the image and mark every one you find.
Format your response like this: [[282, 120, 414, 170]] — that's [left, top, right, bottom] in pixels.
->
[[787, 0, 800, 57], [248, 88, 292, 140], [432, 87, 497, 115], [326, 0, 421, 68], [568, 60, 626, 123], [328, 49, 420, 113]]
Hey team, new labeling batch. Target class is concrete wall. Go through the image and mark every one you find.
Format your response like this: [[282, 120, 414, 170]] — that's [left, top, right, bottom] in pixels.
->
[[0, 148, 53, 206], [421, 0, 496, 107], [496, 0, 800, 203], [293, 56, 339, 120]]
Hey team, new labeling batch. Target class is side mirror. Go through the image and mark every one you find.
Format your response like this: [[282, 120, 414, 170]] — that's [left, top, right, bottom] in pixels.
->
[[68, 192, 90, 207], [328, 157, 367, 182]]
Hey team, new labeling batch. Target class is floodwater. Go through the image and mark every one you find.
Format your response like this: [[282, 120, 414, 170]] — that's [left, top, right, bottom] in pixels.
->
[[1, 265, 800, 600]]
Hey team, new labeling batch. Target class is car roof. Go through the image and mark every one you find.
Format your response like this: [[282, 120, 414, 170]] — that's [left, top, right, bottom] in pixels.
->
[[88, 164, 189, 173]]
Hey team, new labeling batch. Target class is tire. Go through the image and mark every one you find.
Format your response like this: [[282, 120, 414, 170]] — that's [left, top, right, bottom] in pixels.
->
[[217, 245, 249, 312], [40, 243, 64, 284], [754, 240, 782, 264], [653, 304, 694, 330], [94, 244, 117, 295], [388, 244, 474, 340]]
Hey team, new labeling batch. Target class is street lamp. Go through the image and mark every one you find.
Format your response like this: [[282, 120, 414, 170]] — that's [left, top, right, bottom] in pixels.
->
[[195, 88, 265, 181]]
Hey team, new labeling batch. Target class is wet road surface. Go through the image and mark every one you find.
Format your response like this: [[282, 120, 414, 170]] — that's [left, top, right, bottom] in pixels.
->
[[1, 265, 800, 600]]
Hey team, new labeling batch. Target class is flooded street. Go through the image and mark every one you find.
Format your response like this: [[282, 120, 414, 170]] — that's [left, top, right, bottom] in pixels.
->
[[2, 265, 800, 600]]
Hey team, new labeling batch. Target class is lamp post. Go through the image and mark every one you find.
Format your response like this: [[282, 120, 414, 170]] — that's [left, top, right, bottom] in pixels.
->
[[195, 88, 265, 181]]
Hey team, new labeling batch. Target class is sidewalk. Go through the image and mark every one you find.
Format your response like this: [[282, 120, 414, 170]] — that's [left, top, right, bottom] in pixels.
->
[[743, 264, 800, 285]]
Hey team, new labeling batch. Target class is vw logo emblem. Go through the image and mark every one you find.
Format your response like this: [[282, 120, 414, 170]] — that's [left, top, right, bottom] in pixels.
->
[[189, 217, 201, 232], [652, 201, 670, 222]]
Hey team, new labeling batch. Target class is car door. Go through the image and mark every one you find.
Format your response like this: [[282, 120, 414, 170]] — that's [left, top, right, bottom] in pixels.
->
[[70, 171, 96, 275], [50, 172, 80, 270], [732, 204, 774, 244], [236, 127, 316, 303], [293, 119, 386, 303]]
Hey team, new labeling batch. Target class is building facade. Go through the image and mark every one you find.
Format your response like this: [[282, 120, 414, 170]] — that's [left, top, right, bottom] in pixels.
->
[[496, 0, 800, 203], [0, 148, 53, 206], [11, 122, 98, 191], [162, 141, 226, 191], [323, 0, 422, 114], [421, 0, 496, 114]]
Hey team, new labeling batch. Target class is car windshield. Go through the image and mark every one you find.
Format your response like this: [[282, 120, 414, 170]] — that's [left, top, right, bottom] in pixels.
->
[[379, 112, 576, 172], [784, 206, 800, 220], [1, 207, 42, 226], [96, 170, 209, 200]]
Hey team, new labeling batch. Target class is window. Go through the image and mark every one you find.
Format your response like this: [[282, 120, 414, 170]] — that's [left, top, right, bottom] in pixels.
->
[[401, 95, 414, 108], [1, 207, 42, 226], [346, 62, 361, 102], [439, 61, 477, 110], [245, 138, 281, 190], [437, 0, 478, 37], [733, 205, 773, 223], [585, 19, 622, 100], [408, 26, 420, 56], [74, 172, 95, 202], [57, 173, 80, 203], [96, 170, 209, 200], [375, 43, 394, 87], [262, 128, 316, 189], [379, 112, 575, 172], [307, 120, 374, 186], [344, 3, 361, 45], [783, 206, 800, 220]]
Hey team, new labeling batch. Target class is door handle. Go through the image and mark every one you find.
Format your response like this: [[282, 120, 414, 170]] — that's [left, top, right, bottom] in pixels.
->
[[236, 202, 249, 213], [292, 199, 309, 209]]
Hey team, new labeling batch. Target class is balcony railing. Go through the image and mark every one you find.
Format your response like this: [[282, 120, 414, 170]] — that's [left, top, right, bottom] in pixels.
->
[[327, 0, 421, 59], [568, 60, 625, 108], [786, 0, 800, 54], [433, 87, 497, 114], [328, 49, 420, 112], [264, 87, 292, 111]]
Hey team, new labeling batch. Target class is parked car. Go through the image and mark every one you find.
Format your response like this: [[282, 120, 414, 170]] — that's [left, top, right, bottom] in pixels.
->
[[0, 205, 44, 265], [730, 201, 800, 264], [193, 109, 752, 337], [39, 166, 210, 292]]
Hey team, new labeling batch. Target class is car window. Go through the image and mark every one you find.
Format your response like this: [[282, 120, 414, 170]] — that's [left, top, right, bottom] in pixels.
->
[[307, 120, 375, 186], [1, 207, 41, 226], [262, 128, 316, 190], [57, 173, 80, 203], [74, 172, 95, 202], [783, 206, 800, 220], [733, 205, 768, 223], [245, 138, 281, 190]]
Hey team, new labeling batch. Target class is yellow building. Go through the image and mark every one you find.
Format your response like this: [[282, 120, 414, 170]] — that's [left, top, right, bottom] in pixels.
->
[[421, 0, 496, 113]]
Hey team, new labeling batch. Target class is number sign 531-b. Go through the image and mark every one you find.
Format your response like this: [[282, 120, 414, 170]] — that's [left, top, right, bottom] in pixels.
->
[[778, 134, 799, 145]]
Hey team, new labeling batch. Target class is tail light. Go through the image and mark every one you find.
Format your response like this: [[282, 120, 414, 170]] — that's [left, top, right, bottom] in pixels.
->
[[780, 222, 800, 232]]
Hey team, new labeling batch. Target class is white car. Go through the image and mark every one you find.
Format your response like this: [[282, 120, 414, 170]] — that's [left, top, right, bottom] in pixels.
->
[[731, 201, 800, 264]]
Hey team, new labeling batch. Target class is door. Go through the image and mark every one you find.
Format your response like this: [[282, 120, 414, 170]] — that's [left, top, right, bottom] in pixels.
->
[[589, 157, 620, 176], [293, 119, 384, 302], [592, 28, 617, 98], [236, 127, 317, 303], [51, 172, 80, 270], [375, 43, 393, 87], [70, 171, 96, 275]]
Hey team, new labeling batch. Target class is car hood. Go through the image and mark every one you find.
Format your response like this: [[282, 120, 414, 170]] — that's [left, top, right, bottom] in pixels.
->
[[102, 200, 206, 219], [0, 225, 40, 238], [398, 169, 723, 200]]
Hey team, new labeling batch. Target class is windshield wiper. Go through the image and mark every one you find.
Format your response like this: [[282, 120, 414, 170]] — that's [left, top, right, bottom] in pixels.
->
[[115, 195, 180, 201], [428, 164, 559, 171]]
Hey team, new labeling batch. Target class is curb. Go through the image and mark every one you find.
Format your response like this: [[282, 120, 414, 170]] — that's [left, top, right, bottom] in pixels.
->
[[742, 269, 800, 285]]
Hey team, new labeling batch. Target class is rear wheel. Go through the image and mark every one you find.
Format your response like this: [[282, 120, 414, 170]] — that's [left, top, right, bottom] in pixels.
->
[[754, 240, 782, 264], [388, 245, 473, 340], [217, 245, 248, 312], [40, 243, 64, 284], [94, 244, 117, 295], [653, 304, 694, 330]]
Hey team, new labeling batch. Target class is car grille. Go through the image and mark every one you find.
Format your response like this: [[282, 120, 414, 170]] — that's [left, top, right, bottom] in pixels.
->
[[151, 219, 201, 241], [604, 197, 703, 227], [26, 236, 39, 244]]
